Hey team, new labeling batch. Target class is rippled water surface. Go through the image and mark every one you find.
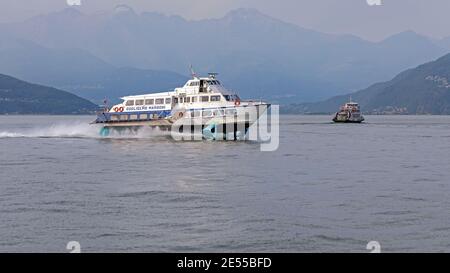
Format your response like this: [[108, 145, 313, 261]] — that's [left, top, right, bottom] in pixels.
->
[[1, 115, 450, 252]]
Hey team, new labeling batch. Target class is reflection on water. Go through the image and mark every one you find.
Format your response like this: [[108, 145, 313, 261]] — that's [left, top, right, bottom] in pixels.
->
[[1, 115, 450, 252]]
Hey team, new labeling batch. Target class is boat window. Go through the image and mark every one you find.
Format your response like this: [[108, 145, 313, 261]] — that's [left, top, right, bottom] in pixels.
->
[[201, 96, 209, 102], [192, 96, 197, 103], [145, 99, 154, 105], [140, 113, 148, 119], [224, 94, 238, 101], [225, 108, 237, 116], [185, 97, 190, 103], [125, 100, 134, 106], [135, 99, 144, 106], [165, 98, 171, 104], [193, 110, 201, 117], [173, 98, 178, 103], [213, 109, 224, 116], [202, 110, 212, 117], [210, 95, 221, 102], [155, 98, 164, 104]]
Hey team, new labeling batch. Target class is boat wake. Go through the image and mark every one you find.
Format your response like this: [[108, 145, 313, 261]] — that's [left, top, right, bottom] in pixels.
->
[[0, 123, 170, 139]]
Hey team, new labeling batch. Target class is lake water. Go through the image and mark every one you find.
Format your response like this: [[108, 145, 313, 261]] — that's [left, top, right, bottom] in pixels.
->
[[1, 115, 450, 252]]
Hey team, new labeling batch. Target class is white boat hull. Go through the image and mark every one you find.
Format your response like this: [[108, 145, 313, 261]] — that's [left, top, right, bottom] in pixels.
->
[[98, 103, 270, 140]]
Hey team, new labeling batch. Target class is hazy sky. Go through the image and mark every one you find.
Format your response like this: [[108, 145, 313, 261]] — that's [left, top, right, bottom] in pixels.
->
[[2, 0, 450, 41]]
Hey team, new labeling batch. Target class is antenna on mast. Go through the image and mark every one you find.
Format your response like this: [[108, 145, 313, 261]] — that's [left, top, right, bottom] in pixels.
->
[[189, 65, 198, 79]]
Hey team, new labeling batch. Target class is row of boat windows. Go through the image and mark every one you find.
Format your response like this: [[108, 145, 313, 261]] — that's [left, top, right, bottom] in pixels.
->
[[108, 108, 237, 121], [126, 98, 170, 106], [110, 113, 159, 121], [188, 80, 221, 86], [175, 95, 221, 103], [187, 108, 237, 118], [124, 94, 238, 106]]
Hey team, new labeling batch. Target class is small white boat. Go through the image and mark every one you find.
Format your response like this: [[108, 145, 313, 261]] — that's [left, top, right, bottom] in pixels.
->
[[93, 71, 270, 139], [333, 100, 365, 123]]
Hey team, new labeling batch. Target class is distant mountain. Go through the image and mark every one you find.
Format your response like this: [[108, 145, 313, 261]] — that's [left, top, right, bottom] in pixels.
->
[[0, 74, 97, 114], [0, 7, 448, 102], [287, 53, 450, 115], [436, 36, 450, 50], [0, 36, 188, 104]]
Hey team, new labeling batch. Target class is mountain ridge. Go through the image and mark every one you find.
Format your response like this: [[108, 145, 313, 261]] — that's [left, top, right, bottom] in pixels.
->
[[0, 36, 188, 104], [1, 8, 448, 102], [0, 73, 98, 114], [286, 53, 450, 115]]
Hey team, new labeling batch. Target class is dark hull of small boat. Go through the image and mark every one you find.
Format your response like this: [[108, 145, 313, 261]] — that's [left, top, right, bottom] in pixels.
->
[[332, 118, 364, 123]]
